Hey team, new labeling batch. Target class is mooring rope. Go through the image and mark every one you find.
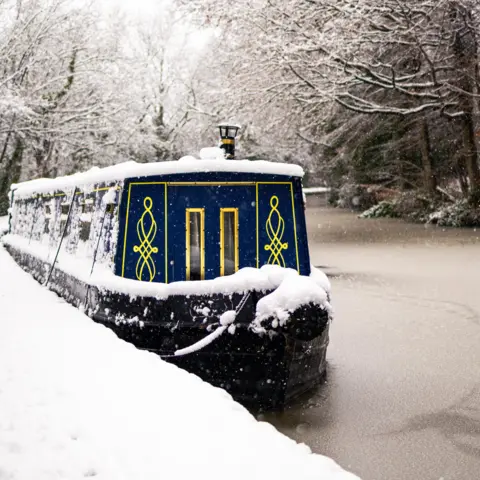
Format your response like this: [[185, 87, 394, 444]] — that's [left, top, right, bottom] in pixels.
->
[[159, 291, 253, 359]]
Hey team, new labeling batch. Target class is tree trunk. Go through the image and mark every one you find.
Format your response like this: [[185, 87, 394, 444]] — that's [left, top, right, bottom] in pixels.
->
[[461, 112, 480, 203], [450, 2, 480, 203], [468, 61, 480, 204], [418, 118, 437, 197], [0, 115, 17, 166], [0, 136, 24, 215], [393, 129, 405, 190], [454, 153, 469, 196]]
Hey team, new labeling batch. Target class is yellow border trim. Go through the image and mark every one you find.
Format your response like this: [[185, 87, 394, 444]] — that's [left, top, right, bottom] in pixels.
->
[[289, 183, 300, 272], [36, 185, 120, 199], [168, 182, 255, 186], [121, 183, 133, 277], [164, 184, 168, 283], [220, 208, 239, 276], [186, 208, 205, 281], [256, 184, 259, 268], [125, 182, 253, 186]]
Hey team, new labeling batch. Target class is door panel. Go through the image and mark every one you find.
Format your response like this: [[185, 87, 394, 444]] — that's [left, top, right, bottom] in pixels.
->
[[120, 182, 167, 283], [167, 185, 256, 282]]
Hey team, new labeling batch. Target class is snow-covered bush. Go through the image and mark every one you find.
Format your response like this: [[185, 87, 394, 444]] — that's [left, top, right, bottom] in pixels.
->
[[393, 192, 436, 223], [360, 192, 437, 223], [427, 200, 480, 227], [360, 201, 399, 219], [360, 192, 480, 227]]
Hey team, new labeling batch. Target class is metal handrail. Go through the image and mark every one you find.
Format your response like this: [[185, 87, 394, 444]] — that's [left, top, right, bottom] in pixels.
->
[[44, 187, 77, 286]]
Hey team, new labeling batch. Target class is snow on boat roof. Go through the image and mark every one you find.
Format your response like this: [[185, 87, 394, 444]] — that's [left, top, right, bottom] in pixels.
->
[[12, 158, 304, 198], [0, 244, 358, 480]]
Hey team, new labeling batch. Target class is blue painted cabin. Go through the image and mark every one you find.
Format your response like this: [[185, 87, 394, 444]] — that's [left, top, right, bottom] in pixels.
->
[[115, 170, 310, 284]]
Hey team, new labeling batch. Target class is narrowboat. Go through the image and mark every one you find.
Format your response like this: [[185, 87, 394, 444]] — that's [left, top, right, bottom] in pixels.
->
[[2, 126, 332, 410]]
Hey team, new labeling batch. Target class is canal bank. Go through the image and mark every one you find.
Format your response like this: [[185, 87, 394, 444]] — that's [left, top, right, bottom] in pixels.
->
[[265, 206, 480, 480]]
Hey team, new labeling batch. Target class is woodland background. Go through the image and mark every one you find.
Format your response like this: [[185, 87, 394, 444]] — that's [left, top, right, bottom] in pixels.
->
[[1, 0, 480, 225]]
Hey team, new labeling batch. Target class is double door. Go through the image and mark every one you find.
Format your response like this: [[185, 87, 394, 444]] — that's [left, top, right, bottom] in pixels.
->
[[167, 184, 256, 282]]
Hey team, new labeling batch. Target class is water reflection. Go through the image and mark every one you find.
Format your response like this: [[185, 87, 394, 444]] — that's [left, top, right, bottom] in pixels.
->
[[263, 364, 337, 432]]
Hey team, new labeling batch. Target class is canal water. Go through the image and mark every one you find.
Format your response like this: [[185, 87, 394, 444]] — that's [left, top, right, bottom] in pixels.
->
[[264, 204, 480, 480]]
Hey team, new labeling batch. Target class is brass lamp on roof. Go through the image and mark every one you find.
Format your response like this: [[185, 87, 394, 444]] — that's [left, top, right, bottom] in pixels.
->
[[218, 123, 240, 159]]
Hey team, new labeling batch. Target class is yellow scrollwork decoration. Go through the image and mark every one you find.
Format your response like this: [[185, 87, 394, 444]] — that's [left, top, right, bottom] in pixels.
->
[[264, 195, 288, 267], [133, 197, 158, 282]]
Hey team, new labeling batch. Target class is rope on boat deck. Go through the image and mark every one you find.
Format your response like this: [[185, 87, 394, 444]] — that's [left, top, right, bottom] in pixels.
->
[[160, 291, 252, 359]]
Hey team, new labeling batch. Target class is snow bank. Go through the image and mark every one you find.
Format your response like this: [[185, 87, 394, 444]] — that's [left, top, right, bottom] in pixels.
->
[[0, 245, 359, 480], [12, 158, 304, 198]]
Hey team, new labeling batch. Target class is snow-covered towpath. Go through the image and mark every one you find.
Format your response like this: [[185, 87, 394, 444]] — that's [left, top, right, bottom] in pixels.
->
[[0, 244, 358, 480]]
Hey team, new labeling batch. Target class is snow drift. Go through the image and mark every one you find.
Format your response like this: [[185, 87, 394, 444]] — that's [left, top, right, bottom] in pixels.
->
[[0, 244, 359, 480]]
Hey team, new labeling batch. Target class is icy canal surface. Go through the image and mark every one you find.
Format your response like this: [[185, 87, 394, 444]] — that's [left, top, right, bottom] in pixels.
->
[[0, 239, 358, 480], [265, 205, 480, 480]]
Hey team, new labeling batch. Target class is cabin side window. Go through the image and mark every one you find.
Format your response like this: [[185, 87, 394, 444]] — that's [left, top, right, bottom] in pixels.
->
[[186, 208, 205, 281], [43, 200, 52, 238], [220, 208, 239, 276], [79, 198, 94, 242]]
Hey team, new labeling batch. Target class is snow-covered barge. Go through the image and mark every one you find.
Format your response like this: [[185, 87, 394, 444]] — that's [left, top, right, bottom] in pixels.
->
[[3, 154, 331, 409]]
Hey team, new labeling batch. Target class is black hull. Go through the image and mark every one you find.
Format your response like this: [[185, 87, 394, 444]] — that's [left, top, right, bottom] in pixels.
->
[[4, 245, 330, 410]]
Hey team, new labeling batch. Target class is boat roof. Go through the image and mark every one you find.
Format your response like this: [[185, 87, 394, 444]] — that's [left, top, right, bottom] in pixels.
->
[[12, 158, 304, 198]]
